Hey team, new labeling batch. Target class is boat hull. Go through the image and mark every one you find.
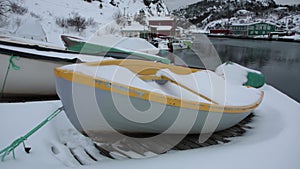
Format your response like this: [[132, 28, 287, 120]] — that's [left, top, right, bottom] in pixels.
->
[[0, 53, 69, 97], [55, 76, 252, 134]]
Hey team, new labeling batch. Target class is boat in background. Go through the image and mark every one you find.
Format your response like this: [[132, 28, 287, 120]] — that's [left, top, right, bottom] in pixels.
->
[[55, 59, 264, 135], [172, 39, 189, 50], [61, 35, 170, 64], [151, 37, 170, 54]]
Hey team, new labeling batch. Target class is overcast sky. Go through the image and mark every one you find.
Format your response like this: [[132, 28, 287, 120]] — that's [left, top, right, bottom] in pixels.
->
[[274, 0, 300, 5], [164, 0, 300, 10]]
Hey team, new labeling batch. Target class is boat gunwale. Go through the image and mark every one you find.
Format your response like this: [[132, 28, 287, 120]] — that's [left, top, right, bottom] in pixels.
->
[[54, 60, 264, 114], [0, 44, 79, 63]]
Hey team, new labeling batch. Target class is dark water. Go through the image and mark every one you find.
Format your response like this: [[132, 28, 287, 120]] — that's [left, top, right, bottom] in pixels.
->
[[170, 37, 300, 103]]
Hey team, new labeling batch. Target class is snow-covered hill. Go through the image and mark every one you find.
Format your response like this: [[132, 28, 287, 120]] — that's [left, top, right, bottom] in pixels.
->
[[172, 0, 300, 32], [1, 0, 299, 46], [0, 0, 169, 46]]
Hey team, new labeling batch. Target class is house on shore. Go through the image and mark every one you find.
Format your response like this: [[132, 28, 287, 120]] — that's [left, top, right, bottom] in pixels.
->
[[120, 16, 178, 39], [229, 22, 279, 37], [148, 16, 176, 37]]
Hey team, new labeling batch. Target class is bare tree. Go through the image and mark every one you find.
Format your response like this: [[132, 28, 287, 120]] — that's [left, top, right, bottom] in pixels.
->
[[0, 0, 10, 17], [134, 11, 146, 25], [112, 10, 125, 25], [9, 1, 28, 15], [56, 13, 95, 32]]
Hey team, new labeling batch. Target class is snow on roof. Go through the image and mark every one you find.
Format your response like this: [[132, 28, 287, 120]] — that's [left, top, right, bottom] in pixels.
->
[[236, 9, 251, 14], [148, 16, 174, 21], [152, 26, 172, 31], [274, 7, 288, 10], [230, 23, 250, 26], [231, 21, 277, 27], [121, 25, 149, 32]]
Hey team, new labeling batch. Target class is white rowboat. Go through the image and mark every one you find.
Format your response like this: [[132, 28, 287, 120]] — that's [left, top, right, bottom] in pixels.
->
[[54, 59, 264, 134]]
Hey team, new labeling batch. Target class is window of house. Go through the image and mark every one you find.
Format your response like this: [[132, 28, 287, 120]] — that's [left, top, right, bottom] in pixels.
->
[[256, 25, 261, 30]]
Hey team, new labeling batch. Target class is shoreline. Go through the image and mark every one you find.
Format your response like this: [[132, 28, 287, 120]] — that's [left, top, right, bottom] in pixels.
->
[[207, 34, 300, 43]]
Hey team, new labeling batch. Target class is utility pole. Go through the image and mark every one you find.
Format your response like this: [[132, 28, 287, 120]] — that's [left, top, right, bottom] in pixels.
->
[[227, 0, 230, 30]]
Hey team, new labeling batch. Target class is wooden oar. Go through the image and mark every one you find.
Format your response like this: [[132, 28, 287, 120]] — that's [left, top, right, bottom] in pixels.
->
[[139, 75, 218, 104]]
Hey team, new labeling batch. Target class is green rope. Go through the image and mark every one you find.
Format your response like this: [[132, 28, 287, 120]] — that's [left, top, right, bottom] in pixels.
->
[[1, 55, 20, 97], [0, 106, 64, 161]]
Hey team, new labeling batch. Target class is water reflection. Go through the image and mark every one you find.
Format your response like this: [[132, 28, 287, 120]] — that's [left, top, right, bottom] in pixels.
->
[[212, 44, 272, 70]]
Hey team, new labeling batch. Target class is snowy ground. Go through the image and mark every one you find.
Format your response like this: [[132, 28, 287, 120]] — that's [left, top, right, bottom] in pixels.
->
[[0, 0, 169, 47], [0, 1, 299, 168], [0, 83, 299, 169]]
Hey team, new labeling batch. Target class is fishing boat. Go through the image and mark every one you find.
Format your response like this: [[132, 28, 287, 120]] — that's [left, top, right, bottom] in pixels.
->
[[54, 59, 264, 134], [0, 40, 109, 98], [61, 35, 169, 64]]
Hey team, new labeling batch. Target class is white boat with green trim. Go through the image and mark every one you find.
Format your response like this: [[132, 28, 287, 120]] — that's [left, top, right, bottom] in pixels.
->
[[54, 59, 264, 134], [0, 40, 109, 99], [61, 35, 170, 64]]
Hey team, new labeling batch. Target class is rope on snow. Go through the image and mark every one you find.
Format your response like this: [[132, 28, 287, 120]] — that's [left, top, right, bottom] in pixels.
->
[[0, 106, 64, 161]]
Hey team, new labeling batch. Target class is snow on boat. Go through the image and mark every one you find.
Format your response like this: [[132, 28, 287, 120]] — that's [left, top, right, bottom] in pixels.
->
[[61, 35, 170, 64], [114, 37, 160, 55], [0, 41, 109, 98], [54, 59, 264, 134], [61, 34, 160, 55], [0, 35, 64, 50]]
